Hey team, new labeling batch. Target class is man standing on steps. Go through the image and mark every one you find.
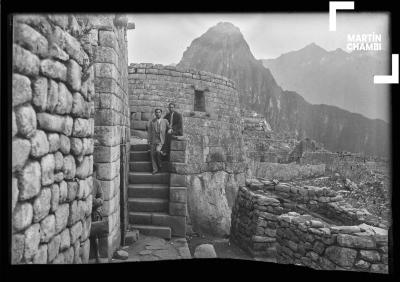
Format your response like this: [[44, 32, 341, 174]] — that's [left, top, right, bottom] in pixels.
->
[[161, 102, 183, 158], [148, 108, 171, 174]]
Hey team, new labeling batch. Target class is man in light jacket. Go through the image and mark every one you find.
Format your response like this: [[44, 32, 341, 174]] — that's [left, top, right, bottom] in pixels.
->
[[147, 108, 171, 174]]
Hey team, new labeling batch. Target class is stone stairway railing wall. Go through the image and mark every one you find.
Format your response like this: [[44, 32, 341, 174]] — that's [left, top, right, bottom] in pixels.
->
[[11, 14, 131, 264], [230, 182, 389, 273]]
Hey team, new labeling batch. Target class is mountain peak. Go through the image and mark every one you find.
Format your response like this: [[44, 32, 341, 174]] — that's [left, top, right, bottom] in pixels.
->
[[303, 42, 326, 52], [208, 22, 241, 34]]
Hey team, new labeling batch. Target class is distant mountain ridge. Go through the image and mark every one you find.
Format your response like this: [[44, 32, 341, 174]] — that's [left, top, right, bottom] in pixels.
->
[[262, 43, 389, 122], [177, 22, 389, 157]]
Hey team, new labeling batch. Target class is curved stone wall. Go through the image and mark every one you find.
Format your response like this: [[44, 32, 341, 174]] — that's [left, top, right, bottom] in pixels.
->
[[128, 63, 247, 236]]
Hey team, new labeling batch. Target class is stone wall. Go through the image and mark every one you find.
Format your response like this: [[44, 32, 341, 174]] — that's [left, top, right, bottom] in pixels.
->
[[247, 162, 326, 181], [77, 14, 130, 259], [276, 213, 388, 273], [230, 181, 389, 272], [128, 63, 246, 236], [11, 14, 95, 264], [11, 14, 130, 264]]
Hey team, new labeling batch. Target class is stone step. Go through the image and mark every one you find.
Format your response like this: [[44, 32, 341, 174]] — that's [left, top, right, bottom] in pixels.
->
[[128, 198, 169, 213], [130, 144, 149, 152], [128, 212, 186, 237], [128, 184, 169, 199], [130, 224, 171, 240], [130, 151, 150, 162], [129, 172, 170, 184], [129, 161, 169, 172]]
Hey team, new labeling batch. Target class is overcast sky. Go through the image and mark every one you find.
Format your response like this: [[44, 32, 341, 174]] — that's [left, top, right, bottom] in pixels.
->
[[127, 13, 389, 65]]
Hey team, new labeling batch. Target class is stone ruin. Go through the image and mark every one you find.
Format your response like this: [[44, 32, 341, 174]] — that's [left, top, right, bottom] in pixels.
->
[[11, 13, 391, 271], [230, 180, 389, 273]]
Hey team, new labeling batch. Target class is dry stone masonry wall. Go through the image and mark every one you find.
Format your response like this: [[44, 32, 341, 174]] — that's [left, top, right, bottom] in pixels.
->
[[11, 14, 130, 264], [128, 63, 247, 236], [12, 14, 95, 264], [230, 181, 389, 273]]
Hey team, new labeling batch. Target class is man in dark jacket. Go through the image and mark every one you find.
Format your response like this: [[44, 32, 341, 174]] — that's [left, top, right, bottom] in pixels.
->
[[161, 102, 183, 158]]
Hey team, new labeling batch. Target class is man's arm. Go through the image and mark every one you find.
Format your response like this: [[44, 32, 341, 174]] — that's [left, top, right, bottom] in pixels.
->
[[147, 120, 153, 144], [176, 112, 183, 136]]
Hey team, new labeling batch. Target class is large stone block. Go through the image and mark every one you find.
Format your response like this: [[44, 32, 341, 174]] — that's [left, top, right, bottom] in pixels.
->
[[33, 244, 48, 264], [93, 145, 120, 162], [80, 239, 90, 263], [67, 181, 79, 202], [54, 151, 64, 171], [68, 200, 80, 226], [170, 150, 186, 163], [24, 223, 41, 261], [40, 59, 67, 81], [41, 153, 55, 186], [72, 118, 93, 138], [48, 234, 61, 262], [171, 140, 186, 151], [75, 155, 92, 179], [59, 181, 68, 203], [98, 30, 118, 50], [63, 247, 75, 264], [12, 202, 33, 232], [12, 178, 19, 212], [15, 104, 37, 138], [170, 173, 186, 187], [13, 44, 40, 76], [51, 183, 60, 212], [12, 138, 31, 172], [97, 160, 119, 181], [12, 111, 17, 137], [81, 216, 91, 242], [325, 246, 357, 268], [60, 228, 71, 251], [18, 161, 41, 200], [46, 79, 59, 113], [33, 187, 51, 222], [47, 133, 60, 153], [169, 202, 187, 216], [95, 46, 118, 64], [11, 233, 25, 264], [14, 22, 48, 58], [12, 73, 32, 107], [71, 92, 86, 117], [63, 155, 76, 179], [337, 234, 376, 249], [70, 221, 83, 244], [360, 250, 381, 263], [55, 204, 69, 233], [37, 113, 73, 136], [67, 59, 82, 92], [40, 214, 56, 243], [70, 137, 83, 156], [169, 187, 187, 203], [60, 134, 71, 154], [55, 82, 73, 114]]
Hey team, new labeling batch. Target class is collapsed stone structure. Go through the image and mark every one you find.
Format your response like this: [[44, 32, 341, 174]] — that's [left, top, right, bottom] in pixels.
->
[[230, 181, 389, 273]]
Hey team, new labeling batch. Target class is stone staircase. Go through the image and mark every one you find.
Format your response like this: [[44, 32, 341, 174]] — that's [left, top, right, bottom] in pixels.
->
[[128, 143, 186, 240]]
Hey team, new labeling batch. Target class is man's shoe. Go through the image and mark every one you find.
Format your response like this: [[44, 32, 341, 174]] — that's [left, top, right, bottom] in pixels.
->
[[152, 169, 158, 174]]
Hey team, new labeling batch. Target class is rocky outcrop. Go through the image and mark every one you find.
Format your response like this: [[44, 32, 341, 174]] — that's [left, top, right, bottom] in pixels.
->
[[186, 171, 245, 236]]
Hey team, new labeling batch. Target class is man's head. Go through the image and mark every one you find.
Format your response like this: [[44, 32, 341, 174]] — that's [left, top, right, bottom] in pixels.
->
[[168, 102, 175, 113], [155, 108, 162, 119]]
